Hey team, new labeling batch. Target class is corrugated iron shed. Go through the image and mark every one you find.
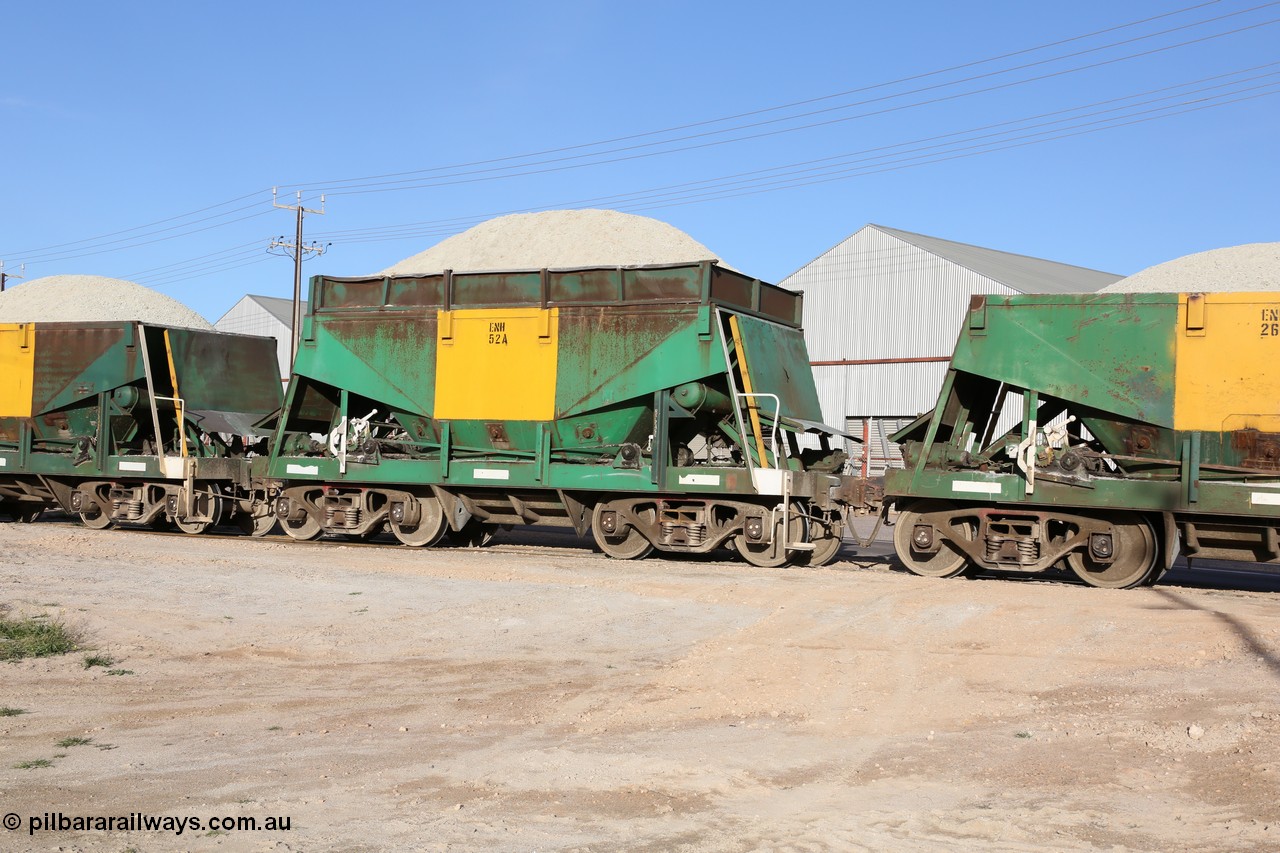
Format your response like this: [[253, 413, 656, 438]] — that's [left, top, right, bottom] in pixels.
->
[[780, 224, 1123, 473]]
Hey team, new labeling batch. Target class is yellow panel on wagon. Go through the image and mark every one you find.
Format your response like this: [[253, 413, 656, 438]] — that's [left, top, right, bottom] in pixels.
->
[[1174, 292, 1280, 432], [0, 323, 36, 418], [434, 307, 559, 421]]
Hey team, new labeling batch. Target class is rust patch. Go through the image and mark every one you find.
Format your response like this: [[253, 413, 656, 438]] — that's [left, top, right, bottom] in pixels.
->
[[1233, 428, 1280, 471], [1125, 425, 1160, 455]]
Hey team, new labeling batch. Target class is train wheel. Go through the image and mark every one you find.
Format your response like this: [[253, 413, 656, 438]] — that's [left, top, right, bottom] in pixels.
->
[[447, 519, 497, 548], [282, 513, 322, 541], [1066, 513, 1157, 589], [175, 493, 224, 536], [800, 516, 844, 567], [391, 497, 447, 547], [236, 511, 277, 537], [893, 501, 972, 578], [735, 503, 808, 569], [591, 502, 654, 560], [78, 507, 112, 530]]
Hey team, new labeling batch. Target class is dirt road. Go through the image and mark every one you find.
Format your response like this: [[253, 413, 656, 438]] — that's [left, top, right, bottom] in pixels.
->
[[2, 519, 1279, 852]]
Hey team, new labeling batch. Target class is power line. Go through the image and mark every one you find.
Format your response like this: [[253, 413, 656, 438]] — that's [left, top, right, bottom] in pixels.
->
[[317, 14, 1280, 199], [0, 1, 1244, 263], [278, 1, 1239, 192], [6, 3, 1274, 280], [304, 3, 1280, 197], [304, 64, 1280, 246], [125, 60, 1277, 288], [1, 189, 272, 257]]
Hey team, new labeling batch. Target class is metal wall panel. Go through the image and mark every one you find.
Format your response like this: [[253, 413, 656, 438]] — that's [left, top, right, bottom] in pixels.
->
[[784, 226, 1015, 362], [812, 356, 950, 421], [784, 226, 1014, 426], [214, 297, 292, 381]]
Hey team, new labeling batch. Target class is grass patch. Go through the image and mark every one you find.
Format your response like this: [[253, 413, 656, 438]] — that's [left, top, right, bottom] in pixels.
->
[[266, 725, 283, 731], [0, 614, 79, 661], [0, 706, 27, 717], [105, 669, 134, 676], [83, 654, 116, 669], [14, 758, 54, 769], [1015, 731, 1032, 739], [56, 736, 92, 748]]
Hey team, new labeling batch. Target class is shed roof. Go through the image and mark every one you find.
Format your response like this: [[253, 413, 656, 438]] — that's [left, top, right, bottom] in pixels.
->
[[868, 225, 1122, 294], [248, 295, 295, 326], [217, 294, 294, 327]]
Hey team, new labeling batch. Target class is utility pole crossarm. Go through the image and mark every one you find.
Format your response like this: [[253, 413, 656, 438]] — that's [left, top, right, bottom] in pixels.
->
[[0, 261, 26, 293], [268, 188, 328, 369]]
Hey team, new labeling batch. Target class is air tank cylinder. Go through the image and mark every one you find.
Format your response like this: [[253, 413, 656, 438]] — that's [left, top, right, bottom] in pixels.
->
[[671, 382, 733, 415]]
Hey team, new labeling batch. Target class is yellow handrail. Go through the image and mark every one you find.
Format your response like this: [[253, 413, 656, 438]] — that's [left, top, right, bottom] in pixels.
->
[[728, 315, 770, 469]]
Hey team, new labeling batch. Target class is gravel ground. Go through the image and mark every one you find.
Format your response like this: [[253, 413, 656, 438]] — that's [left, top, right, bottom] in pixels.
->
[[380, 210, 728, 276], [1102, 243, 1280, 293], [0, 275, 213, 328], [2, 518, 1279, 852]]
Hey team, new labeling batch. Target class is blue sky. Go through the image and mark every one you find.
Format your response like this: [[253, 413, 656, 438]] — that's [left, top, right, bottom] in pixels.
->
[[2, 1, 1277, 323]]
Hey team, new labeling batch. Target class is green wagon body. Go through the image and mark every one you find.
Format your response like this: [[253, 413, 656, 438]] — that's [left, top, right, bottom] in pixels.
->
[[269, 262, 873, 562], [887, 292, 1280, 586], [0, 321, 282, 532]]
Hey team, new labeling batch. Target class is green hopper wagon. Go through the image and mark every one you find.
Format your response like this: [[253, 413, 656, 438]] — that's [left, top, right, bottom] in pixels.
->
[[269, 262, 877, 565], [888, 291, 1280, 587], [0, 321, 282, 534]]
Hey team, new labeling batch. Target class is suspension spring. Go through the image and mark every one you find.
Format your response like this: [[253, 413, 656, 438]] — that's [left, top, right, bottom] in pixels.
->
[[112, 499, 144, 520], [325, 505, 361, 529]]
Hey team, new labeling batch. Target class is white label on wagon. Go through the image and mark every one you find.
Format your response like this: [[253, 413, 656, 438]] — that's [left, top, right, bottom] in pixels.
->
[[1251, 492, 1280, 506], [286, 463, 319, 475], [0, 457, 6, 467], [951, 480, 1002, 495], [678, 474, 721, 486], [118, 461, 148, 472], [474, 468, 510, 480]]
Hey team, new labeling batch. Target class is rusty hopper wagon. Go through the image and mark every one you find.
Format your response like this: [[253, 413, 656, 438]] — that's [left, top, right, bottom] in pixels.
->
[[887, 291, 1280, 588], [0, 321, 283, 533], [268, 262, 875, 566]]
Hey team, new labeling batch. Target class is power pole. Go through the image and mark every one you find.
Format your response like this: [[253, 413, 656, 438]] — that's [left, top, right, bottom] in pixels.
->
[[0, 261, 25, 292], [269, 188, 328, 368]]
